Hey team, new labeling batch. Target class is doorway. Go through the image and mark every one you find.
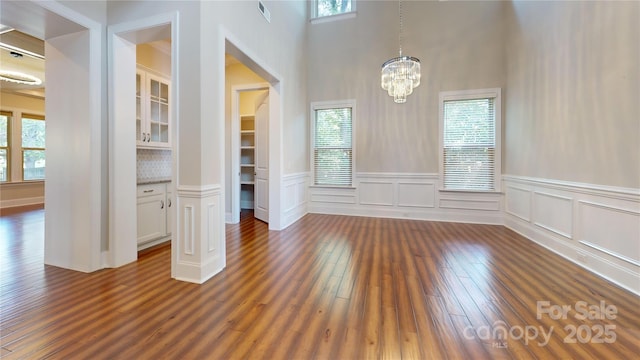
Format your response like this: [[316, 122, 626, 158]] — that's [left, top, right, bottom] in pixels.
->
[[109, 14, 178, 268], [224, 34, 284, 229], [232, 85, 269, 223], [1, 1, 104, 272]]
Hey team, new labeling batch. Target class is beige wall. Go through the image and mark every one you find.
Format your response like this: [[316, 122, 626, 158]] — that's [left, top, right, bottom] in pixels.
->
[[504, 1, 639, 188], [308, 1, 506, 173], [0, 92, 45, 113], [137, 42, 171, 75]]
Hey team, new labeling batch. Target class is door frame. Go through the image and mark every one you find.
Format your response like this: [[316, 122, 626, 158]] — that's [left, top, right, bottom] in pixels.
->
[[230, 83, 269, 224], [108, 13, 178, 268], [223, 27, 284, 229]]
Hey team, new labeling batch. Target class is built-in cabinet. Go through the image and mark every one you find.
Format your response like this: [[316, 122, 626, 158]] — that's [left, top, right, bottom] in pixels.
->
[[240, 115, 255, 209], [136, 66, 170, 149], [137, 182, 172, 249]]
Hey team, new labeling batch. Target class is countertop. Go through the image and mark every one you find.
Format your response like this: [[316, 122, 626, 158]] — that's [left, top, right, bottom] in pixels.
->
[[137, 177, 172, 185]]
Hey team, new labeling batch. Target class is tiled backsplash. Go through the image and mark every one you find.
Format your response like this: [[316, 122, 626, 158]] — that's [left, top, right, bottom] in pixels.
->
[[137, 149, 172, 180]]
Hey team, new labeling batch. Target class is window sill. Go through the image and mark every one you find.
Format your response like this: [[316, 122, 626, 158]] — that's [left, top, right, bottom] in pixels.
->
[[310, 11, 356, 24]]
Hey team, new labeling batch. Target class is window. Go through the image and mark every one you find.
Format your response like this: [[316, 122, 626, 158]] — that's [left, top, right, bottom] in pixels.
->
[[311, 100, 355, 187], [0, 111, 10, 182], [439, 88, 501, 192], [21, 114, 45, 181], [312, 0, 355, 20]]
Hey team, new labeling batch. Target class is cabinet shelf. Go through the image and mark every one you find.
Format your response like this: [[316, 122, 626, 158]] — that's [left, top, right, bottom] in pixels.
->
[[240, 113, 256, 210]]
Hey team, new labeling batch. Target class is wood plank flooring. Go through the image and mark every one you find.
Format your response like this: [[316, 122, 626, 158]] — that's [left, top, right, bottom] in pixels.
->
[[1, 209, 638, 359]]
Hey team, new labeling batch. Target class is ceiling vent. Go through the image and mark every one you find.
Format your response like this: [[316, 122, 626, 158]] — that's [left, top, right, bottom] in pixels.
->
[[258, 1, 271, 23]]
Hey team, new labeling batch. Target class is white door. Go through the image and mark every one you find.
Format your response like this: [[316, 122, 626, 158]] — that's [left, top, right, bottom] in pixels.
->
[[254, 95, 269, 222]]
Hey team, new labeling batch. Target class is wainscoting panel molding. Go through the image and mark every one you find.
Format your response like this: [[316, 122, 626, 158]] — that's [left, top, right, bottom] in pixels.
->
[[532, 191, 573, 239], [397, 182, 435, 208], [207, 202, 218, 252], [505, 185, 531, 221], [183, 205, 194, 255], [309, 173, 503, 224], [358, 181, 394, 206], [439, 197, 501, 211], [503, 175, 640, 295], [282, 172, 310, 229], [577, 200, 640, 266]]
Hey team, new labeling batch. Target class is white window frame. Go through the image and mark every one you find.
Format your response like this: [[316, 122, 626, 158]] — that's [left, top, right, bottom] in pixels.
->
[[438, 88, 502, 193], [310, 0, 356, 24], [21, 113, 46, 181], [0, 111, 11, 182], [310, 99, 356, 188], [0, 109, 46, 183]]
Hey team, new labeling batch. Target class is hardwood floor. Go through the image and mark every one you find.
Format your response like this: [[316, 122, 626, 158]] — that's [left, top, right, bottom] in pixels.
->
[[1, 209, 638, 359]]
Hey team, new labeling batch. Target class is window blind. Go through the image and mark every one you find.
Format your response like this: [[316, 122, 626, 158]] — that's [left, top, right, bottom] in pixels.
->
[[314, 107, 352, 186], [443, 98, 495, 191]]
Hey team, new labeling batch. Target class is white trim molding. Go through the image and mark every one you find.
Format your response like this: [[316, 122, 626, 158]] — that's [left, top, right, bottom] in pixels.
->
[[503, 175, 640, 295], [173, 184, 225, 284]]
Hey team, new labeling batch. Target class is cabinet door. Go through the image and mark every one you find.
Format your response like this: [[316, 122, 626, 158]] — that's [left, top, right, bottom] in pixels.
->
[[137, 193, 167, 244], [136, 70, 147, 146], [136, 68, 171, 149], [146, 73, 171, 148], [166, 189, 173, 236]]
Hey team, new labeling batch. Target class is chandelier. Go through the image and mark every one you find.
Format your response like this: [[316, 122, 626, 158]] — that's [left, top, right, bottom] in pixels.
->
[[381, 0, 420, 104], [0, 69, 42, 85]]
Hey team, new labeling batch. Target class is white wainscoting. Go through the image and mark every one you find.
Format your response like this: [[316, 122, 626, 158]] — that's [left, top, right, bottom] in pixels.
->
[[282, 172, 310, 229], [309, 173, 503, 224], [503, 175, 640, 295]]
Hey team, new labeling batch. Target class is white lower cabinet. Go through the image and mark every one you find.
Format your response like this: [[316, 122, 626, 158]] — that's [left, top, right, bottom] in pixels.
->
[[137, 182, 172, 249]]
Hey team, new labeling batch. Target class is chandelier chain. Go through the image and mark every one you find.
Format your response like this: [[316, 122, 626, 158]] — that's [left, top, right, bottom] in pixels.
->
[[398, 0, 403, 56]]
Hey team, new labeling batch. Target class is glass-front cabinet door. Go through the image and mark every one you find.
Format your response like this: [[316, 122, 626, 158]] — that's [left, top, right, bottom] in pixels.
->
[[148, 74, 170, 145], [137, 66, 170, 149], [136, 70, 144, 145]]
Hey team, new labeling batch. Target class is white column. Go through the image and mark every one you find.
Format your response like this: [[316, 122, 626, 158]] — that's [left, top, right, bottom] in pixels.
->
[[173, 185, 226, 283]]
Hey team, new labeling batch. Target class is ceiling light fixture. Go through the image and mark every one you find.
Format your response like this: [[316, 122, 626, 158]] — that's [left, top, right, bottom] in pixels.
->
[[0, 70, 42, 85], [381, 0, 420, 104]]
